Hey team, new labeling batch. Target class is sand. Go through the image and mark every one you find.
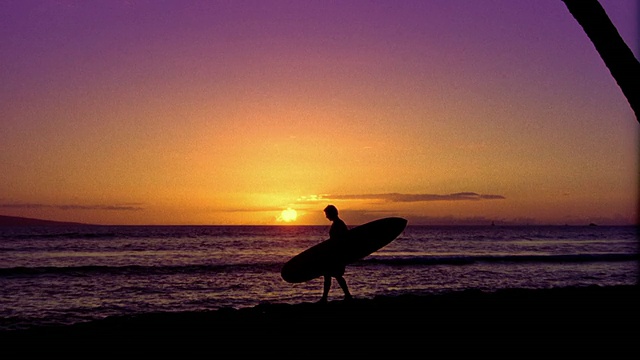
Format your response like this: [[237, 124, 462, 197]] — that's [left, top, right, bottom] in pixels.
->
[[2, 285, 638, 358]]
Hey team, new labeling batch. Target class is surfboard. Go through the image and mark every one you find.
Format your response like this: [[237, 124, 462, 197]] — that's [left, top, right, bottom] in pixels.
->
[[280, 217, 408, 283]]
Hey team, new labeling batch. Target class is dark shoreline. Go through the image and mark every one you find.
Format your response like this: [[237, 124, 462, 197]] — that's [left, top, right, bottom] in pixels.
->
[[2, 285, 638, 357]]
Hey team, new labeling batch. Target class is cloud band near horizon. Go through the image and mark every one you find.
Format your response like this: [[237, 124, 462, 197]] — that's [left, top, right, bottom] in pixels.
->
[[0, 203, 144, 211], [321, 192, 506, 202]]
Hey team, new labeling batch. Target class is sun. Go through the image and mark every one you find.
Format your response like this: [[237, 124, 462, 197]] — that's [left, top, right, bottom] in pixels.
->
[[278, 207, 298, 223]]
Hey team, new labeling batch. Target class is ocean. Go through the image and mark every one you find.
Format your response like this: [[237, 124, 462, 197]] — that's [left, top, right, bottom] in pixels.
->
[[0, 223, 637, 332]]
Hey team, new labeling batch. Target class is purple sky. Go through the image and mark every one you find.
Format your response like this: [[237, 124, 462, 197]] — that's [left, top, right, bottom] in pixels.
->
[[1, 0, 638, 225]]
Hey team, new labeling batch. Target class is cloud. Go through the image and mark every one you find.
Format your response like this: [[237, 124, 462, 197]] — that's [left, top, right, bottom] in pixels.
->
[[0, 203, 144, 211], [0, 203, 45, 209], [324, 192, 506, 202], [295, 194, 330, 204], [405, 215, 504, 226]]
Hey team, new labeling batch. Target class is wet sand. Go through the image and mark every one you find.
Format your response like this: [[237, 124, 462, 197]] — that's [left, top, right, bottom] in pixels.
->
[[2, 285, 638, 358]]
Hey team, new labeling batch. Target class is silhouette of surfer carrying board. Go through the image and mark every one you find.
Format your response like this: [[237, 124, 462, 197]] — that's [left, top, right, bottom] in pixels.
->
[[319, 205, 353, 303]]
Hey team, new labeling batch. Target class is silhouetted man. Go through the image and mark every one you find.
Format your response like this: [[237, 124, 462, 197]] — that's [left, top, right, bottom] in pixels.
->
[[319, 205, 353, 303]]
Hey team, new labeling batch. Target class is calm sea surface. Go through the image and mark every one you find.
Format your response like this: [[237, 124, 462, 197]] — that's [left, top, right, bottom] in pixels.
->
[[0, 223, 637, 331]]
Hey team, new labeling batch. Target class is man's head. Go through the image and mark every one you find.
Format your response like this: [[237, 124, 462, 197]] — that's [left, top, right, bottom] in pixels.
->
[[323, 205, 339, 220]]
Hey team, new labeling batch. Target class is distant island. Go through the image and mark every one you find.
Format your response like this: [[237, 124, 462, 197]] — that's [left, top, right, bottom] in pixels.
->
[[0, 215, 90, 227]]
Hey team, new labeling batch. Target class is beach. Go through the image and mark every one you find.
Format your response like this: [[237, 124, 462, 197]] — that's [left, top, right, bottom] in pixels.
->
[[2, 285, 637, 358]]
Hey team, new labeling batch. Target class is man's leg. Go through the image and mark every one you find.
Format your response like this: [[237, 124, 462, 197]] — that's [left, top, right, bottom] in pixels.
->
[[336, 276, 352, 300], [319, 275, 331, 302]]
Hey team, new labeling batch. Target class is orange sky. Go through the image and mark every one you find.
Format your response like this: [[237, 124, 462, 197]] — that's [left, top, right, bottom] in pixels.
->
[[1, 1, 638, 225]]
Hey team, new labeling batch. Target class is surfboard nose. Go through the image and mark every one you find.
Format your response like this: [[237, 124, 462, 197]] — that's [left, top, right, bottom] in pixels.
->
[[391, 217, 408, 228], [383, 217, 408, 237]]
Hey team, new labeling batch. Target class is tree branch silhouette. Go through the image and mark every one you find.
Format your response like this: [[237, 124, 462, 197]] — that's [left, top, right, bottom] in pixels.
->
[[562, 0, 640, 122]]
